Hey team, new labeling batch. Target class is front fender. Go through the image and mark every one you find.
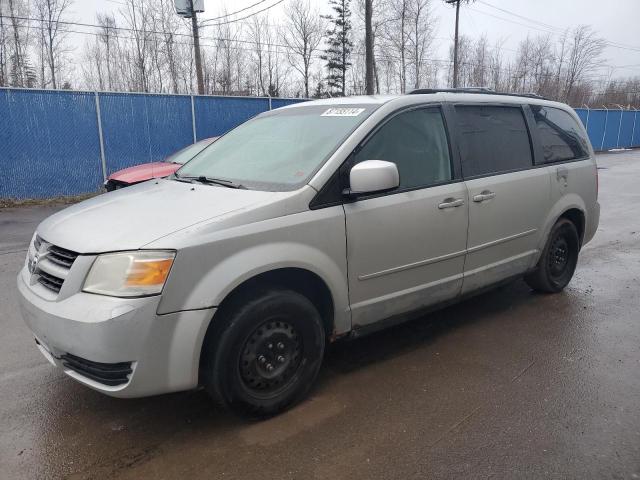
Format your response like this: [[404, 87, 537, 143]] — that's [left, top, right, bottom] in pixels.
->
[[194, 242, 350, 334], [156, 207, 351, 335]]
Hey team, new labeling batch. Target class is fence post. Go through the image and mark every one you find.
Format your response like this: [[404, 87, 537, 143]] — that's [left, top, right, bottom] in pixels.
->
[[582, 105, 590, 131], [601, 107, 608, 151], [190, 95, 197, 143], [632, 110, 638, 148], [616, 105, 624, 148], [94, 92, 107, 182], [268, 95, 272, 110]]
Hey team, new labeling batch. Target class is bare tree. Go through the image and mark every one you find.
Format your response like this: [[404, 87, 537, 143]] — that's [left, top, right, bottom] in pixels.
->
[[554, 29, 568, 99], [96, 13, 118, 91], [408, 0, 435, 89], [6, 0, 32, 87], [564, 25, 605, 103], [355, 0, 388, 93], [121, 0, 151, 92], [282, 0, 323, 98], [34, 0, 72, 89], [0, 0, 9, 86], [152, 0, 183, 94], [80, 36, 104, 90], [383, 0, 409, 92], [216, 20, 244, 94], [248, 15, 268, 96]]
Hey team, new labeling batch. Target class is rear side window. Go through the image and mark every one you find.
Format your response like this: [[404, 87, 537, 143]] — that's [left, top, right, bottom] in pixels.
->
[[354, 107, 452, 189], [456, 105, 533, 177], [530, 105, 589, 162]]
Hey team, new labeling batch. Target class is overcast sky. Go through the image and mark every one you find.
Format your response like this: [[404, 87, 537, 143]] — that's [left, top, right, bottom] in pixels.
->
[[72, 0, 640, 82]]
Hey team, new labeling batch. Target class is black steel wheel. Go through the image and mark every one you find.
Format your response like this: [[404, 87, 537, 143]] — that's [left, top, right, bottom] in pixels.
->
[[525, 218, 580, 293], [202, 288, 325, 417], [239, 319, 303, 396], [548, 236, 570, 279]]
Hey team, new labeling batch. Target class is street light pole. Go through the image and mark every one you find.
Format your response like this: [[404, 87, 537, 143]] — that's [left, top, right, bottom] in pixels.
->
[[190, 0, 204, 95]]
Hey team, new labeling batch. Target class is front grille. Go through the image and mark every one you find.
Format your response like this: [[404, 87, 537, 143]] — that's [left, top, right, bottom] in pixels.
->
[[31, 236, 79, 294], [37, 270, 65, 292], [47, 245, 78, 268], [61, 353, 133, 386]]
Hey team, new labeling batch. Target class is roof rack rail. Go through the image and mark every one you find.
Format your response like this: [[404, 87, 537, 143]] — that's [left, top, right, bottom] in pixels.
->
[[408, 88, 548, 100]]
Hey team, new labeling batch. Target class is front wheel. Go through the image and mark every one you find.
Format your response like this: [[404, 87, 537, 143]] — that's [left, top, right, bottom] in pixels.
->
[[525, 218, 580, 293], [202, 289, 325, 417]]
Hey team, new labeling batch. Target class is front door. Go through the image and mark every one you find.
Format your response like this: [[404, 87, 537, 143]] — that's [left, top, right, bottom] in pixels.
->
[[344, 106, 469, 328]]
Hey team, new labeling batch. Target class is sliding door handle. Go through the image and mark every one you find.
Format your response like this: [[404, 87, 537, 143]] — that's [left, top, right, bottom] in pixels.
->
[[438, 198, 465, 209], [557, 166, 569, 180], [473, 190, 496, 202]]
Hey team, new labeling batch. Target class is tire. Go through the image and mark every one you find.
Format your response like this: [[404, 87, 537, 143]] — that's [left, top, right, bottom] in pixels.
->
[[525, 218, 580, 293], [202, 288, 325, 417]]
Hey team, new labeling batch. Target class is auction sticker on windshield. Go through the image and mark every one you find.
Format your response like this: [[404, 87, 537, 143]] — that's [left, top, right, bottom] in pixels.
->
[[321, 108, 365, 117]]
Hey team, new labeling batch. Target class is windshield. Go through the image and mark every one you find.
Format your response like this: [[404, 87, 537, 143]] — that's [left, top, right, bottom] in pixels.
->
[[165, 138, 216, 165], [176, 105, 376, 191]]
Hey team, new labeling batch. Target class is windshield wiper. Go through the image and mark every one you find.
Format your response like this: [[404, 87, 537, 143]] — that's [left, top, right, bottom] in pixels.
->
[[176, 174, 247, 189], [172, 174, 195, 184]]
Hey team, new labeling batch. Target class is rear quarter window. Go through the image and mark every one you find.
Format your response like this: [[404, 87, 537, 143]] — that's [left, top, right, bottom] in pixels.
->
[[455, 105, 533, 178], [530, 105, 590, 163]]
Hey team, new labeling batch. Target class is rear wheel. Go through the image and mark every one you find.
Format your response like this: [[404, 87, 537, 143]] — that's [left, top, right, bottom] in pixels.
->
[[525, 218, 580, 293], [202, 289, 325, 417]]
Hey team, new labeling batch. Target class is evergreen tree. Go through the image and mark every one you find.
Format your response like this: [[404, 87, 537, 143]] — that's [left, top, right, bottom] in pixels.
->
[[321, 0, 353, 96]]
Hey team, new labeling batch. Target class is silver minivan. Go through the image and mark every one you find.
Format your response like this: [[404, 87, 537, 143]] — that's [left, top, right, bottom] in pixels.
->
[[18, 90, 600, 416]]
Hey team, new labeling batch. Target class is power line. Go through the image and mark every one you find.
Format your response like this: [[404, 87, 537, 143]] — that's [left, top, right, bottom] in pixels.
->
[[200, 0, 271, 24], [476, 0, 563, 33], [199, 0, 286, 27], [475, 0, 640, 53], [104, 0, 279, 25]]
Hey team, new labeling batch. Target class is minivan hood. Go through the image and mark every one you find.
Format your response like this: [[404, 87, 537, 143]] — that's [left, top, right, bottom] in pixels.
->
[[37, 179, 289, 253]]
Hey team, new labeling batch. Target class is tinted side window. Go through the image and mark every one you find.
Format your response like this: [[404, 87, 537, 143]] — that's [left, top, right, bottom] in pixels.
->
[[456, 105, 533, 177], [354, 108, 452, 189], [530, 105, 589, 163]]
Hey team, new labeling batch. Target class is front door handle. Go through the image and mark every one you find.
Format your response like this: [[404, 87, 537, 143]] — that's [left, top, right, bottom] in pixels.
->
[[473, 190, 496, 202], [438, 197, 465, 209]]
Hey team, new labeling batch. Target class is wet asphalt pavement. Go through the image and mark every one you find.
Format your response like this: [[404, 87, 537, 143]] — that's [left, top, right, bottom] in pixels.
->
[[1, 151, 639, 480]]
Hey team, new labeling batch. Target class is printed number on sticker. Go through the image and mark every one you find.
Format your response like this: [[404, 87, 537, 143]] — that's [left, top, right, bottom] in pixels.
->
[[321, 108, 365, 117]]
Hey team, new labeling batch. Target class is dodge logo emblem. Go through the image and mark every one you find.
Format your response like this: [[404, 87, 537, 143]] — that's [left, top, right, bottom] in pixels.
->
[[28, 253, 39, 274], [28, 242, 48, 276]]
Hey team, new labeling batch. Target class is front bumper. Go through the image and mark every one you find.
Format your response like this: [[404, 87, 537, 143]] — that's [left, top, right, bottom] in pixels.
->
[[17, 266, 214, 398]]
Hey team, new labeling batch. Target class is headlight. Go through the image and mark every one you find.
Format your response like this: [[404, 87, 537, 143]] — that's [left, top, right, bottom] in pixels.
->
[[83, 251, 175, 297]]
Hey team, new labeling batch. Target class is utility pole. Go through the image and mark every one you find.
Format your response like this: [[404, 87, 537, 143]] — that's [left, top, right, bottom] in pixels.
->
[[445, 0, 461, 88], [176, 0, 205, 94], [190, 0, 204, 95], [364, 0, 374, 95]]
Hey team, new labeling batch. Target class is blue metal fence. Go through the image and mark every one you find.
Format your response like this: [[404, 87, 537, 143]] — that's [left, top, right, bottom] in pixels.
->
[[0, 88, 307, 199], [0, 88, 637, 200], [575, 107, 640, 152], [99, 92, 195, 176]]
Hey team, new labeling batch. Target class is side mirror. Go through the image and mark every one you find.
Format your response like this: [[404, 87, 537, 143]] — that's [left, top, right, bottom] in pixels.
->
[[348, 160, 400, 195]]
